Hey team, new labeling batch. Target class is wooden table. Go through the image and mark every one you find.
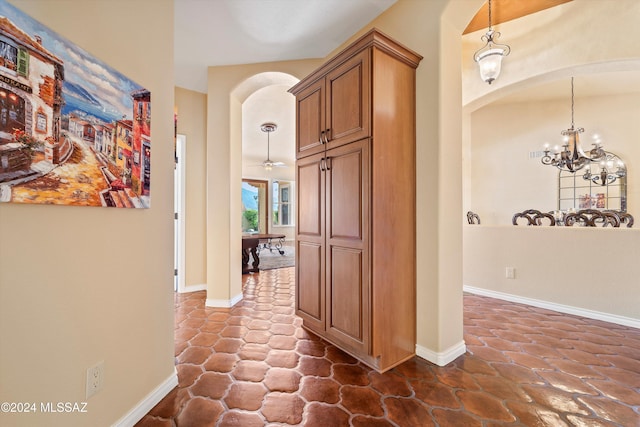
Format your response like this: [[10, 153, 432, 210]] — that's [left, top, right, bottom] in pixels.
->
[[255, 233, 286, 255], [242, 236, 260, 274], [242, 233, 286, 274]]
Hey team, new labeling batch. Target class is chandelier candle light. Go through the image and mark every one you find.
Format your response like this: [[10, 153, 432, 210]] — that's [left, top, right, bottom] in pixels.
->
[[582, 157, 626, 186], [473, 0, 511, 84]]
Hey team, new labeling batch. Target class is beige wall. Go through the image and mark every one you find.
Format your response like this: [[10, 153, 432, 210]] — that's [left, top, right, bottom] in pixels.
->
[[205, 60, 322, 304], [0, 1, 175, 426], [175, 87, 208, 288], [464, 226, 640, 321], [469, 92, 640, 225], [462, 0, 640, 324]]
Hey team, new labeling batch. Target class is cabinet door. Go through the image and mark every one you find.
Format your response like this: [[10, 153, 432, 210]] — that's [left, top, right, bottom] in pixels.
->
[[325, 50, 370, 150], [295, 152, 325, 333], [295, 79, 325, 159], [325, 139, 370, 355]]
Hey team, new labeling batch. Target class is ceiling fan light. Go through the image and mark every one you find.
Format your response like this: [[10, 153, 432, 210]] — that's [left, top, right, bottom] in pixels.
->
[[259, 122, 285, 170]]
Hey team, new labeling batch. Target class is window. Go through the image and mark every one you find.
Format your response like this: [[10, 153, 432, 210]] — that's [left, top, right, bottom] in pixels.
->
[[0, 39, 28, 76], [273, 181, 292, 226], [36, 111, 47, 133], [242, 179, 268, 233], [0, 40, 18, 71]]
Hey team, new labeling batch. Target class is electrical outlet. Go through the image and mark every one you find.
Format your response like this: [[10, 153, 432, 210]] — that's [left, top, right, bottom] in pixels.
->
[[86, 361, 105, 399], [505, 267, 516, 279]]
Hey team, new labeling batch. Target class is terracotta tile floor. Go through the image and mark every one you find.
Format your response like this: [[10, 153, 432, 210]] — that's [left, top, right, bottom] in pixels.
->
[[136, 267, 640, 426]]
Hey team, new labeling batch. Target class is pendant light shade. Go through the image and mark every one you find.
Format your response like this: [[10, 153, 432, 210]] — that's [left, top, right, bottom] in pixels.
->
[[475, 43, 508, 84]]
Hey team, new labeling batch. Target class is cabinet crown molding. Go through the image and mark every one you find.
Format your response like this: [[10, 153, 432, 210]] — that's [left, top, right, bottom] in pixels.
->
[[289, 28, 422, 96]]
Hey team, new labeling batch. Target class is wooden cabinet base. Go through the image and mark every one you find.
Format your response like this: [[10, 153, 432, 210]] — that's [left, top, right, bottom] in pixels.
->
[[301, 324, 414, 373]]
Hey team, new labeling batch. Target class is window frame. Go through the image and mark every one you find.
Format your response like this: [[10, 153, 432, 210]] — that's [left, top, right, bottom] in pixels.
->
[[272, 180, 293, 227]]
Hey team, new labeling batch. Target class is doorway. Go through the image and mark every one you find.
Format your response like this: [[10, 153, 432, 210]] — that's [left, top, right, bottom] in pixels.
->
[[174, 134, 186, 292]]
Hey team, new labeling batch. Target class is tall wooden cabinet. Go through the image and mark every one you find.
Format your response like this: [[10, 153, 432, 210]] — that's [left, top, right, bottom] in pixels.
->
[[289, 29, 422, 372]]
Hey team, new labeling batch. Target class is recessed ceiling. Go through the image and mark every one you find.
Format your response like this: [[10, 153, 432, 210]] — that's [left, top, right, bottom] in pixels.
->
[[463, 0, 572, 35], [242, 85, 296, 171], [174, 0, 397, 93]]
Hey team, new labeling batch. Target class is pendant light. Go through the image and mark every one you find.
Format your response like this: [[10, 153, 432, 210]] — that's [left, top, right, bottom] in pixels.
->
[[473, 0, 511, 84]]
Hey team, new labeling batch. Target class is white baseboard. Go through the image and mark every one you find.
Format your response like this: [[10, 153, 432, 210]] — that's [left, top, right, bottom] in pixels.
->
[[416, 340, 466, 367], [206, 292, 243, 308], [464, 285, 640, 329], [112, 368, 178, 427], [178, 283, 206, 293]]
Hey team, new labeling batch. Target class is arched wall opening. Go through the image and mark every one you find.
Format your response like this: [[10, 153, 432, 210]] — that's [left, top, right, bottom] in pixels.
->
[[459, 0, 640, 324], [205, 61, 320, 307]]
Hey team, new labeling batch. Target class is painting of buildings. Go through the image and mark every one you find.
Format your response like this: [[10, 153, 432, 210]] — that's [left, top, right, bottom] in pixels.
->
[[0, 0, 151, 208]]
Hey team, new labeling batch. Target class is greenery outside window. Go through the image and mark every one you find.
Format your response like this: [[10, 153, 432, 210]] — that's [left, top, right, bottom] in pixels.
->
[[242, 179, 268, 233]]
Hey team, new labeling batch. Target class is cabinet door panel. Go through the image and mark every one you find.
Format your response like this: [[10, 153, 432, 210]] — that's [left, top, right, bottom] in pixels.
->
[[328, 247, 363, 340], [328, 148, 363, 240], [296, 153, 325, 332], [297, 241, 324, 330], [326, 50, 370, 149], [296, 80, 324, 158], [297, 155, 324, 238], [325, 140, 370, 354]]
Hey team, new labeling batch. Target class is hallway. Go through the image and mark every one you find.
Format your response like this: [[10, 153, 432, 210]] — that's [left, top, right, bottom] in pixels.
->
[[136, 267, 640, 426]]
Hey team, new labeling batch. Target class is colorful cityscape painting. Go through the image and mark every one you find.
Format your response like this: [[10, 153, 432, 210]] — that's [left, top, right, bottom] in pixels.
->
[[0, 0, 151, 208]]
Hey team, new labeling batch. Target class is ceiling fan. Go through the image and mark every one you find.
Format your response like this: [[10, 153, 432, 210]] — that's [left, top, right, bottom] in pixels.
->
[[253, 122, 286, 170]]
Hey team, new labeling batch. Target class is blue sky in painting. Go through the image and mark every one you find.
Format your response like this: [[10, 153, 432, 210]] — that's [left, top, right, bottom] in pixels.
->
[[0, 0, 145, 123]]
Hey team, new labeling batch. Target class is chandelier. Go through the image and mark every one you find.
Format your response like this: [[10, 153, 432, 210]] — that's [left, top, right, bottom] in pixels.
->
[[541, 77, 606, 173], [473, 0, 511, 85]]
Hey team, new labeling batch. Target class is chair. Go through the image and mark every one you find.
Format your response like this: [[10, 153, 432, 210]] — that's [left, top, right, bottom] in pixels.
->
[[605, 211, 634, 228], [564, 209, 620, 227], [512, 209, 555, 226], [467, 211, 481, 224], [618, 212, 634, 228]]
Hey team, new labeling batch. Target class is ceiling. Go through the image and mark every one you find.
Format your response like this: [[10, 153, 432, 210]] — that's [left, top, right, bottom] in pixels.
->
[[174, 0, 397, 173], [174, 0, 638, 172], [174, 0, 397, 94]]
